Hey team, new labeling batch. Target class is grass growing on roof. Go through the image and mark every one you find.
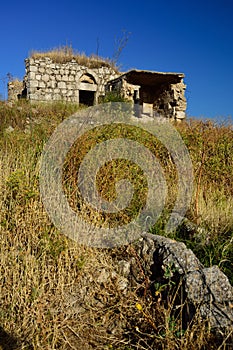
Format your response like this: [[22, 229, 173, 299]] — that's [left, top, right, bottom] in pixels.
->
[[30, 45, 119, 71]]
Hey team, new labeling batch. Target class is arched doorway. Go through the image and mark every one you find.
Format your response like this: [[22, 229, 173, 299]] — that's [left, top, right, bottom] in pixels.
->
[[78, 73, 97, 106]]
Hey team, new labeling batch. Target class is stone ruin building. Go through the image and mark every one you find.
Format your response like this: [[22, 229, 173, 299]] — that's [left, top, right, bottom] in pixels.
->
[[8, 56, 187, 120], [106, 70, 186, 120]]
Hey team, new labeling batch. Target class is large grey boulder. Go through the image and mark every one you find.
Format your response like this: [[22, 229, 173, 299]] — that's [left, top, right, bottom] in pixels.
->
[[131, 234, 233, 328], [117, 233, 233, 329]]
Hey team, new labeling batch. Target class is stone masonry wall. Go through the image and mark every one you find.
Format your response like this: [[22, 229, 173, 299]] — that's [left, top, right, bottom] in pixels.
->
[[25, 57, 119, 103], [107, 77, 187, 120], [153, 81, 187, 120], [7, 58, 187, 121]]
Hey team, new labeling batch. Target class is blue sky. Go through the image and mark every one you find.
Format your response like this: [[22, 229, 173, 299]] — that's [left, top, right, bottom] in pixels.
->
[[0, 0, 233, 119]]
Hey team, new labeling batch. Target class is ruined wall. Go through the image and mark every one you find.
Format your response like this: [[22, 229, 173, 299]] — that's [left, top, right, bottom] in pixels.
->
[[8, 80, 25, 102], [153, 81, 187, 120], [24, 57, 119, 103], [120, 79, 140, 101], [7, 58, 187, 121], [107, 76, 187, 120]]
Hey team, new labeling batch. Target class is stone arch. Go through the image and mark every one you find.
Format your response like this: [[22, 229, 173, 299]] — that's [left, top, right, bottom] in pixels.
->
[[79, 73, 97, 84], [76, 70, 99, 85], [77, 71, 99, 106]]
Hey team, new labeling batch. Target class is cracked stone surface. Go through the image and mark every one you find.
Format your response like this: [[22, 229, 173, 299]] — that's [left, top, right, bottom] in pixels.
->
[[126, 233, 233, 329]]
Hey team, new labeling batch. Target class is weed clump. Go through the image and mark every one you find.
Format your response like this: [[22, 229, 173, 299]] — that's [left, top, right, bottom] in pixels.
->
[[30, 45, 118, 71]]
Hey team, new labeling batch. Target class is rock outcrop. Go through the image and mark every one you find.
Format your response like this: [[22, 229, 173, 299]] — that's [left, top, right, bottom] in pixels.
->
[[116, 233, 233, 330]]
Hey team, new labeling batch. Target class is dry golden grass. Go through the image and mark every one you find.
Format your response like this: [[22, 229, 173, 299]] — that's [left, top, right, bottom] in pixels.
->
[[0, 102, 232, 349], [30, 45, 118, 71]]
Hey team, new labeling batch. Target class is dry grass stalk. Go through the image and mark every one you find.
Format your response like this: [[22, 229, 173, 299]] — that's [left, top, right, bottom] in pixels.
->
[[0, 102, 232, 349], [30, 45, 118, 71]]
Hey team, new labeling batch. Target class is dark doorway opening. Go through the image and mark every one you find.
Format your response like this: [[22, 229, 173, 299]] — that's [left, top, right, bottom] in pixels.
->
[[79, 90, 95, 106]]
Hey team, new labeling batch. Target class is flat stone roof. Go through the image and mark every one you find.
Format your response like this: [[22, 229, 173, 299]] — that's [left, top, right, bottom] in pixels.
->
[[108, 69, 185, 86]]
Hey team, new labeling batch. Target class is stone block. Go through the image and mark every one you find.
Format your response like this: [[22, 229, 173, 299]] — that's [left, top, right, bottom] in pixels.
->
[[67, 90, 73, 97], [66, 84, 74, 90], [57, 81, 66, 89], [48, 81, 56, 89], [44, 94, 52, 101], [54, 94, 62, 100], [42, 74, 50, 82], [63, 75, 68, 82], [29, 80, 38, 88], [29, 65, 37, 72], [176, 111, 186, 119], [28, 72, 35, 80], [38, 81, 46, 88]]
